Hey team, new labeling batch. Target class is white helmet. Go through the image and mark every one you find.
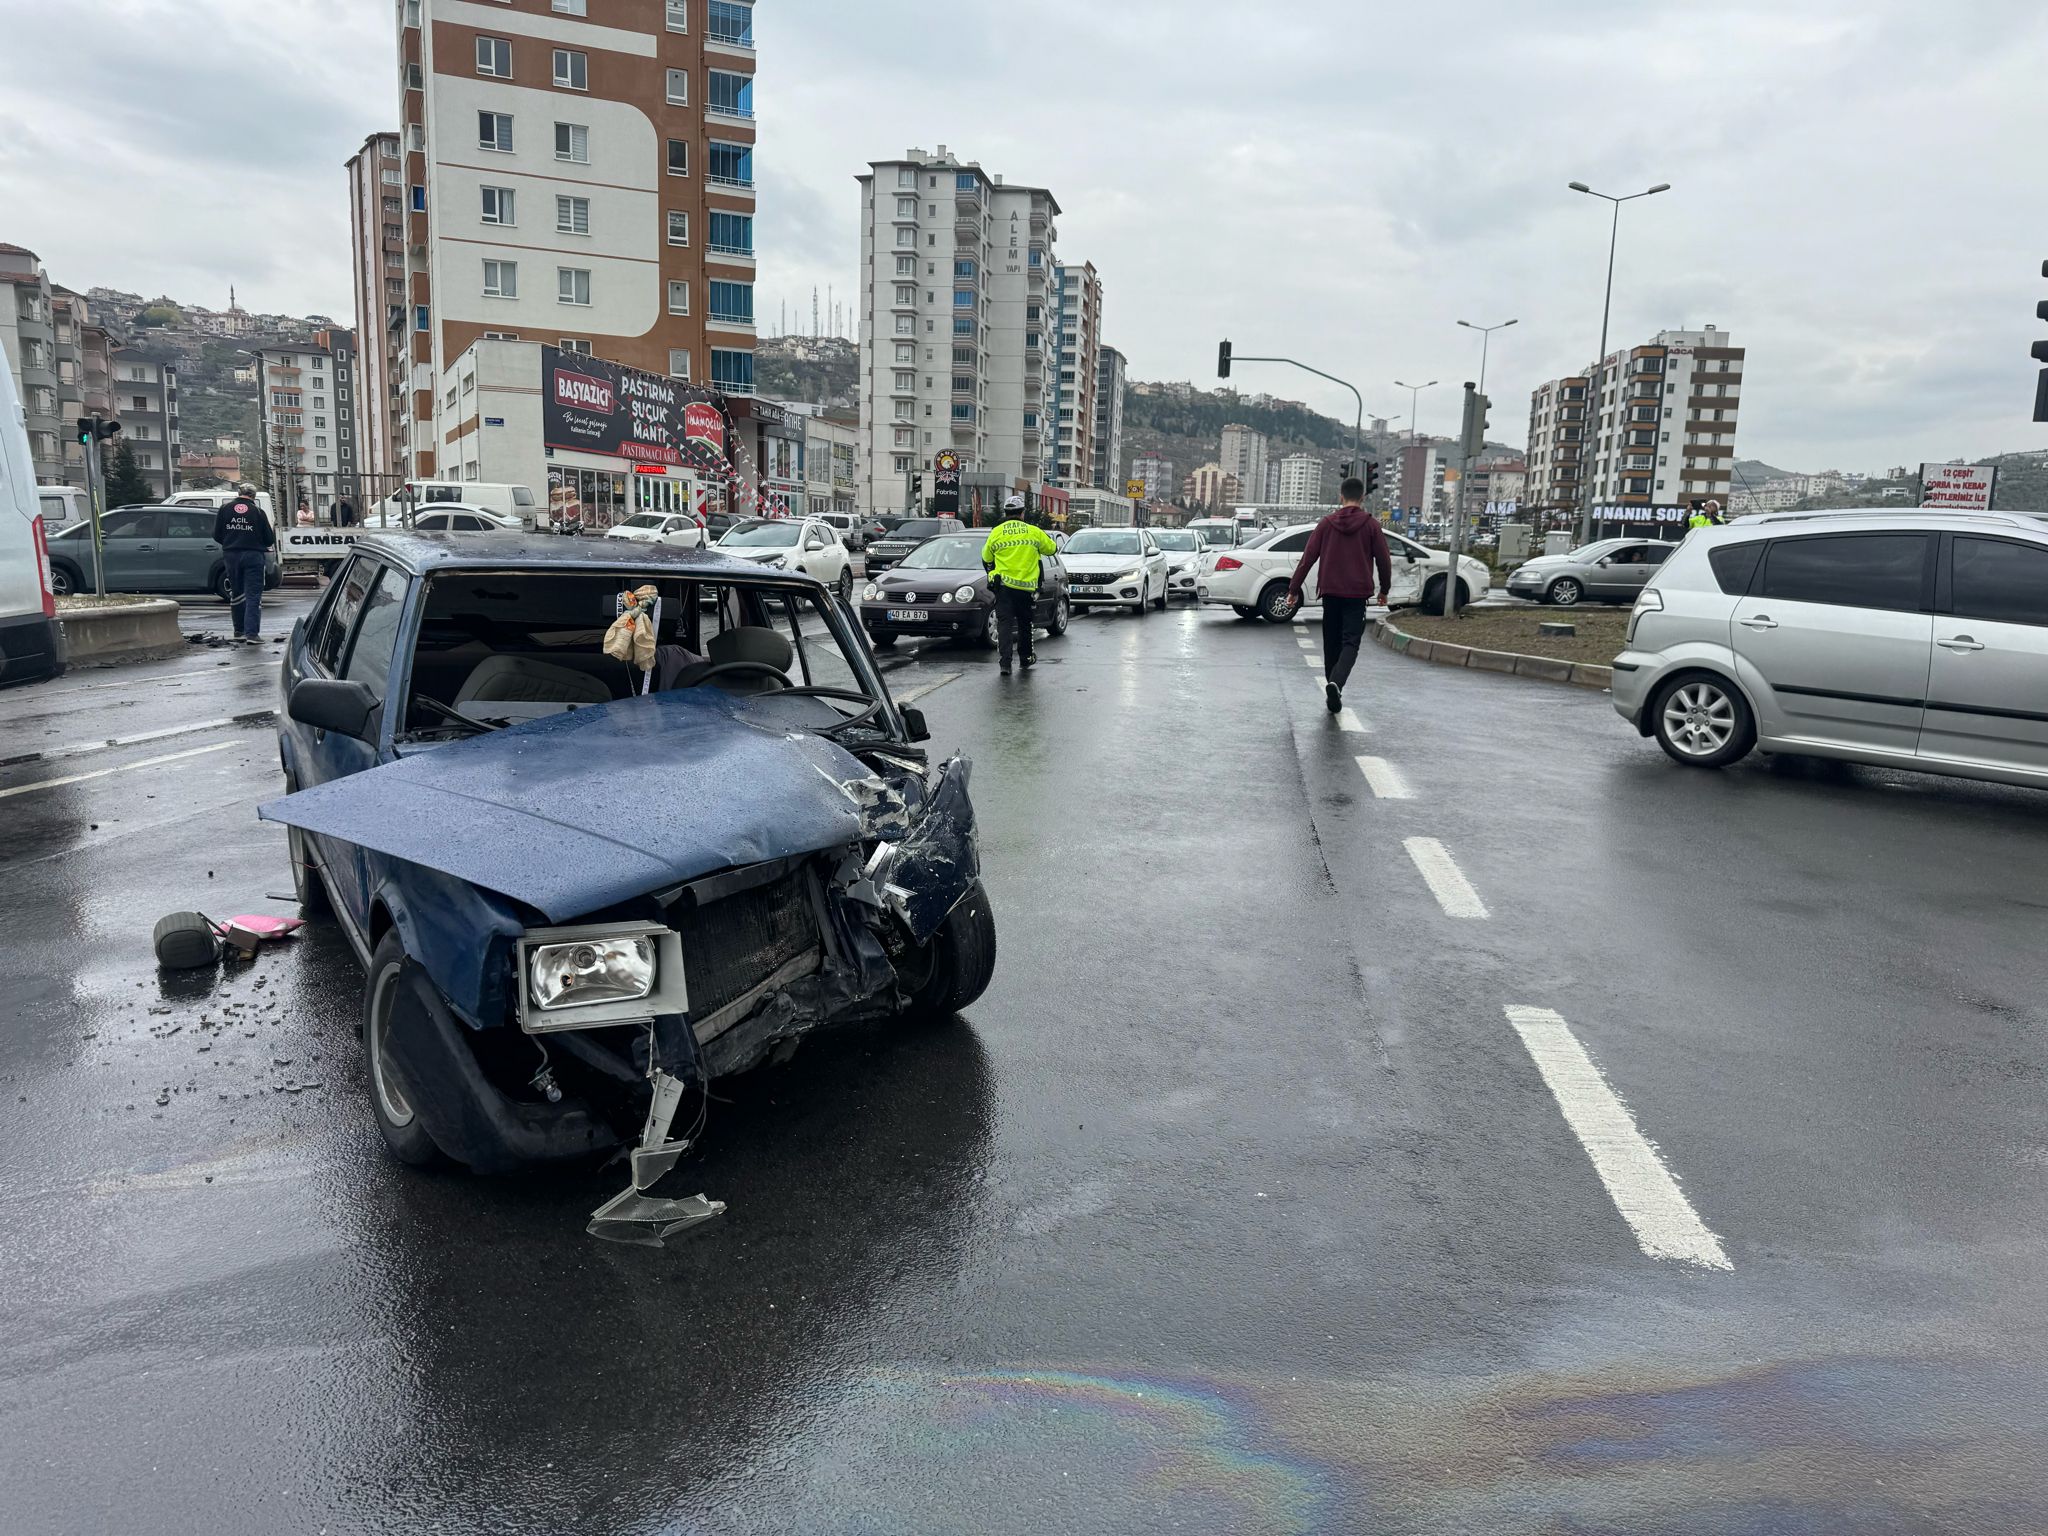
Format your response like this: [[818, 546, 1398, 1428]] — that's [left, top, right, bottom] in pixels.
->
[[1003, 494, 1026, 513]]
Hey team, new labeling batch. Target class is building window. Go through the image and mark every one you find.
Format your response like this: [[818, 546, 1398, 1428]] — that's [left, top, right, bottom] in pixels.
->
[[483, 259, 518, 298], [894, 255, 915, 276], [555, 122, 589, 162], [893, 342, 914, 362], [709, 281, 753, 324], [710, 348, 753, 395], [478, 112, 513, 152], [667, 210, 690, 245], [668, 349, 692, 379], [406, 62, 423, 90], [410, 184, 427, 212], [480, 186, 515, 225], [557, 267, 592, 306], [667, 138, 689, 176], [894, 284, 915, 305], [666, 68, 689, 104], [707, 70, 753, 118], [708, 0, 752, 46], [668, 280, 690, 315], [556, 195, 590, 234], [956, 173, 976, 190], [952, 404, 975, 422], [708, 141, 752, 187], [893, 370, 914, 390], [954, 317, 975, 336], [896, 195, 917, 218], [475, 35, 511, 77], [953, 290, 975, 308], [551, 0, 586, 13], [415, 305, 430, 331], [559, 337, 592, 354], [952, 376, 973, 393], [894, 455, 913, 473], [894, 228, 914, 249], [666, 0, 688, 30], [553, 49, 587, 90], [954, 259, 976, 277]]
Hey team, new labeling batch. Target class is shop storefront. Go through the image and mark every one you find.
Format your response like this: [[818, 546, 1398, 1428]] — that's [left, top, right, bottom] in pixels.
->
[[731, 399, 807, 520], [540, 344, 732, 529]]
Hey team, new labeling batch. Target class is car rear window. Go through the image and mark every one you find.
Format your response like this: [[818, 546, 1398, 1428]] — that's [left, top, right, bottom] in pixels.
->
[[1708, 542, 1765, 595], [1951, 536, 2048, 627], [894, 520, 944, 538], [1758, 533, 1930, 613]]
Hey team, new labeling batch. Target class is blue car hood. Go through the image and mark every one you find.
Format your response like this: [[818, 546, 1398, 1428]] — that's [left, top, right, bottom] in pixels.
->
[[260, 690, 883, 923]]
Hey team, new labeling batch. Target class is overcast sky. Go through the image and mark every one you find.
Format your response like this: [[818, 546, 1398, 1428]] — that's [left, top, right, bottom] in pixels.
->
[[4, 0, 2044, 472]]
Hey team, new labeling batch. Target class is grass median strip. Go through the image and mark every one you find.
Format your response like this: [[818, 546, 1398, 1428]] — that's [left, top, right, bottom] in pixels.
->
[[1399, 607, 1628, 665]]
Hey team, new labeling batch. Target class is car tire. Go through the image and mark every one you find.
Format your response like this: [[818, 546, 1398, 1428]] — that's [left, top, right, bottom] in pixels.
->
[[47, 562, 79, 598], [1046, 593, 1070, 637], [1421, 576, 1474, 612], [1256, 581, 1298, 624], [836, 567, 853, 604], [281, 774, 333, 916], [1152, 578, 1168, 611], [871, 631, 897, 650], [211, 565, 233, 603], [1231, 604, 1259, 620], [363, 931, 446, 1168], [1651, 673, 1757, 769], [904, 880, 998, 1018], [264, 568, 282, 591], [1547, 577, 1584, 607], [976, 606, 998, 649]]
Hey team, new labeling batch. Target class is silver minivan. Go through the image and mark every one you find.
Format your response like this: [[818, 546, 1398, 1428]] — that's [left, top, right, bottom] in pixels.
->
[[1612, 509, 2048, 788]]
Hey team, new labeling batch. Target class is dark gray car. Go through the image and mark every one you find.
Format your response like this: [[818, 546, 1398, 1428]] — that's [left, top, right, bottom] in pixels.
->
[[864, 516, 965, 575], [45, 503, 281, 600], [1506, 537, 1676, 607]]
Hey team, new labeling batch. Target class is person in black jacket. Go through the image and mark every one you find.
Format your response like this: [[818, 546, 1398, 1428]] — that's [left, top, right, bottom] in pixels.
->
[[212, 484, 276, 644]]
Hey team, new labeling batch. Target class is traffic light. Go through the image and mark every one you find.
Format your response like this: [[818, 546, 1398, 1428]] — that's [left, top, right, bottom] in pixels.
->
[[1217, 340, 1232, 380], [1459, 383, 1491, 459], [76, 415, 120, 445], [2034, 261, 2048, 423], [1363, 462, 1381, 497]]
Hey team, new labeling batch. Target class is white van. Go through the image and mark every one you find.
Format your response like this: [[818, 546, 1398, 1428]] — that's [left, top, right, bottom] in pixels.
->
[[36, 484, 88, 532], [378, 481, 540, 526], [1, 342, 61, 684], [165, 487, 277, 525]]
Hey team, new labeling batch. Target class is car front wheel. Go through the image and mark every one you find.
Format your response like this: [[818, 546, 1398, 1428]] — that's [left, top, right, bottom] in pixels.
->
[[903, 881, 998, 1018], [1046, 593, 1070, 637], [363, 932, 444, 1167], [836, 567, 853, 603], [975, 606, 998, 649], [1652, 674, 1756, 769], [1547, 577, 1584, 607], [47, 562, 78, 597]]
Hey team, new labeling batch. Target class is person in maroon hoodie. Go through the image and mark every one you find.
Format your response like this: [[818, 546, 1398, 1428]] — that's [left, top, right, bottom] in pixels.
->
[[1287, 476, 1394, 714]]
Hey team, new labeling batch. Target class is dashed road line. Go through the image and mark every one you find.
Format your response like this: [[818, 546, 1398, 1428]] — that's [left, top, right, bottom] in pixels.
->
[[1354, 756, 1414, 800], [1504, 1005, 1732, 1271], [0, 710, 275, 768], [1336, 708, 1368, 733], [1301, 653, 1323, 670], [893, 671, 963, 706], [0, 741, 241, 801], [1402, 837, 1489, 918]]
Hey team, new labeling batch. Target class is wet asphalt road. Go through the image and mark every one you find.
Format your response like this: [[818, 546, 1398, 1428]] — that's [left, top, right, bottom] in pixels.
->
[[3, 591, 2047, 1534]]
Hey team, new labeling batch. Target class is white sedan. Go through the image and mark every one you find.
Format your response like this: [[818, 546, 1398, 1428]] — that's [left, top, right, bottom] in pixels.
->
[[360, 502, 525, 533], [1059, 527, 1170, 614], [1146, 528, 1209, 601], [605, 511, 707, 548], [714, 517, 854, 601], [1198, 524, 1491, 622]]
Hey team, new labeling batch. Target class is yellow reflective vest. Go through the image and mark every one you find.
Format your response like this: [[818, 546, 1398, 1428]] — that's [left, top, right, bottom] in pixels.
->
[[982, 519, 1057, 590], [1688, 512, 1714, 530]]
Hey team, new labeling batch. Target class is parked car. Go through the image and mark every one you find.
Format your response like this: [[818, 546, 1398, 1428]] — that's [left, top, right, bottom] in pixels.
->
[[864, 516, 964, 576], [1197, 524, 1489, 622], [374, 481, 540, 526], [605, 511, 708, 548], [360, 502, 524, 533], [816, 512, 866, 552], [1506, 537, 1674, 606], [1060, 526, 1171, 614], [1148, 528, 1208, 601], [1614, 508, 2048, 788], [861, 530, 1070, 649], [715, 516, 854, 601], [704, 510, 748, 543], [865, 515, 908, 546], [165, 488, 277, 526], [259, 534, 995, 1236], [1185, 517, 1243, 549], [44, 503, 281, 600]]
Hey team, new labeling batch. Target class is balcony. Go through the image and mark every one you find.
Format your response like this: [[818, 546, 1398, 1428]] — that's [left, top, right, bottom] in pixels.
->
[[954, 186, 982, 213]]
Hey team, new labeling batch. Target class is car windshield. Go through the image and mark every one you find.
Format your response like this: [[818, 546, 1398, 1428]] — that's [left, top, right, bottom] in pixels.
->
[[1190, 525, 1235, 546], [1151, 531, 1199, 551], [619, 514, 665, 530], [898, 536, 989, 571], [1066, 530, 1141, 556], [720, 521, 801, 549], [889, 520, 946, 540]]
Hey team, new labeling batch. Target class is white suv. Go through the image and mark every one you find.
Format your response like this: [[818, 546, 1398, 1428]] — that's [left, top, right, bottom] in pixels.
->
[[1613, 509, 2048, 787]]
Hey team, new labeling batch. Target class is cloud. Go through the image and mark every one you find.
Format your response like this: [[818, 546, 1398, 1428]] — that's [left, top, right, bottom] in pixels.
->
[[3, 0, 2044, 469]]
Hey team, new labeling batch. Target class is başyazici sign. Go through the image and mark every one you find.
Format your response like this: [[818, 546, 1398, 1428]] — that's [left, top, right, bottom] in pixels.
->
[[542, 345, 735, 476]]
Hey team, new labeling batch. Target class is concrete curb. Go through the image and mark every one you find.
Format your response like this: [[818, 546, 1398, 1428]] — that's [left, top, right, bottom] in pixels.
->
[[1371, 618, 1612, 692], [55, 599, 184, 669]]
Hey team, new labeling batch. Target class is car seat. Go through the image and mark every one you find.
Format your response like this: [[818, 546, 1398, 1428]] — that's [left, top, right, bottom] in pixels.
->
[[454, 654, 615, 707]]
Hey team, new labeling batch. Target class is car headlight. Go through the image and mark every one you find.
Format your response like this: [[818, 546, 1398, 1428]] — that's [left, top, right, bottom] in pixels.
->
[[863, 583, 880, 602], [764, 555, 787, 569], [955, 585, 976, 603], [529, 936, 656, 1012], [940, 591, 954, 603]]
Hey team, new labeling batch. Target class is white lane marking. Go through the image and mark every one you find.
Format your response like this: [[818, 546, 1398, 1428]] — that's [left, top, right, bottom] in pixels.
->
[[0, 741, 239, 801], [1, 711, 274, 768], [1301, 653, 1323, 670], [1337, 708, 1368, 733], [893, 671, 963, 706], [1402, 837, 1489, 918], [1504, 1006, 1732, 1271], [1354, 756, 1414, 800], [1296, 634, 1316, 648]]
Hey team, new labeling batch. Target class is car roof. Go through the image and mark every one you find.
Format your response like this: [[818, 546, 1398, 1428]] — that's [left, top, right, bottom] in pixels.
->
[[352, 532, 827, 584], [1709, 508, 2048, 541]]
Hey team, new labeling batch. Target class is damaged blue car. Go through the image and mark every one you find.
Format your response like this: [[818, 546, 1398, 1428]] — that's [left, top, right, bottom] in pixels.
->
[[259, 535, 994, 1240]]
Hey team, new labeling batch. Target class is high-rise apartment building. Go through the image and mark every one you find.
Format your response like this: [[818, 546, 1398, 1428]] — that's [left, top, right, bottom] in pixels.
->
[[1131, 452, 1173, 504], [1220, 424, 1268, 510], [256, 328, 359, 517], [1091, 343, 1125, 490], [346, 131, 406, 494], [1, 244, 79, 486], [1183, 462, 1238, 510], [1277, 452, 1323, 506], [393, 0, 756, 479], [1527, 325, 1743, 518], [1052, 260, 1099, 489], [856, 146, 1058, 513], [108, 354, 180, 500]]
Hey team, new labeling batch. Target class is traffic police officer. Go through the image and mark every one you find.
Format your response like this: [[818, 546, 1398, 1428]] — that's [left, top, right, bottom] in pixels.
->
[[981, 494, 1057, 675]]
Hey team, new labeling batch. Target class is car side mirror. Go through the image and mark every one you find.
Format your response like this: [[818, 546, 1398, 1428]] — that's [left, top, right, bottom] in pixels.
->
[[289, 678, 378, 742], [1596, 557, 1613, 567], [900, 705, 931, 744]]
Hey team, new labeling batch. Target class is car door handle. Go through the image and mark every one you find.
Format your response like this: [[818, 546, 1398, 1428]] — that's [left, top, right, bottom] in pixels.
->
[[1936, 636, 1985, 653], [134, 543, 156, 552], [1738, 615, 1777, 631]]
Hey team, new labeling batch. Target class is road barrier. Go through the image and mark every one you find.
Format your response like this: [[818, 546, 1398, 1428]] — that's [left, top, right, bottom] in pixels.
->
[[54, 598, 184, 669]]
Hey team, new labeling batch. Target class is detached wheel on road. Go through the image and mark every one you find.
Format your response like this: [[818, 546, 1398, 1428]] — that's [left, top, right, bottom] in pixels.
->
[[1256, 582, 1299, 624], [1421, 576, 1474, 613], [1231, 604, 1259, 621], [363, 932, 445, 1167], [211, 565, 233, 603], [904, 881, 998, 1019], [1546, 577, 1584, 607], [1652, 674, 1756, 769], [870, 631, 898, 650]]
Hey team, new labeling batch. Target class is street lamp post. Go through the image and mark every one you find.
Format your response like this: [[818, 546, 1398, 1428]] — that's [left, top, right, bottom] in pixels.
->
[[1567, 180, 1669, 545], [1394, 379, 1438, 531]]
